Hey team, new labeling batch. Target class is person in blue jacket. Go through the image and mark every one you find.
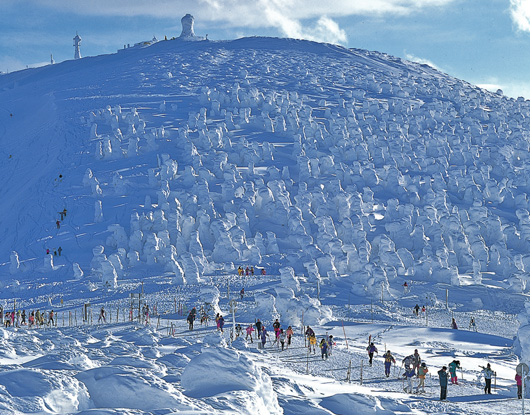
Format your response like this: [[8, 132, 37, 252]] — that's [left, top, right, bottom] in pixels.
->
[[260, 327, 269, 349], [403, 366, 415, 393], [438, 366, 449, 401]]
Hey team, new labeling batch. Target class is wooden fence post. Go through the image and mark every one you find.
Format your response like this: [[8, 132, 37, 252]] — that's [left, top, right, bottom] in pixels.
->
[[360, 360, 364, 385]]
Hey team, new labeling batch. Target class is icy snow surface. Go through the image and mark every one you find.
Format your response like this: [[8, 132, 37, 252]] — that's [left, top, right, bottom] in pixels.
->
[[0, 35, 529, 414]]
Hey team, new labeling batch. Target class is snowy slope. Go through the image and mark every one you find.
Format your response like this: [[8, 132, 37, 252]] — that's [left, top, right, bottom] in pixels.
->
[[0, 35, 528, 414]]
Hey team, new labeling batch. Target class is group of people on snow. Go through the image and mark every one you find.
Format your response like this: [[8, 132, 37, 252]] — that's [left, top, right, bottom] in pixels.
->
[[305, 326, 334, 359], [412, 304, 425, 316], [367, 343, 504, 400], [237, 266, 266, 276], [437, 360, 497, 400], [1, 306, 55, 328], [55, 208, 67, 229]]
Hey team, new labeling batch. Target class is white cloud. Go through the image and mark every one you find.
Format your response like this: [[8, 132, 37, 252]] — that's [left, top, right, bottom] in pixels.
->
[[5, 0, 454, 46], [13, 0, 457, 20], [404, 52, 442, 71], [491, 81, 530, 100], [473, 75, 530, 99], [477, 83, 503, 92], [0, 57, 26, 73], [510, 0, 530, 32]]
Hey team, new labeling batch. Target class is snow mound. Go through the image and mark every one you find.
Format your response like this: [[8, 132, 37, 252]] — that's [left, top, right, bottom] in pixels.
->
[[181, 346, 281, 414], [319, 394, 411, 414], [75, 366, 190, 411]]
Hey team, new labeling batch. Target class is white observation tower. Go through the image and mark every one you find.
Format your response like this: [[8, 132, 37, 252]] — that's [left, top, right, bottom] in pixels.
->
[[73, 32, 82, 59]]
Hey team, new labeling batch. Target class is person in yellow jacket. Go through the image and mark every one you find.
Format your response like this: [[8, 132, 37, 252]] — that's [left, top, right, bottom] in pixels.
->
[[416, 362, 429, 393], [309, 333, 317, 353]]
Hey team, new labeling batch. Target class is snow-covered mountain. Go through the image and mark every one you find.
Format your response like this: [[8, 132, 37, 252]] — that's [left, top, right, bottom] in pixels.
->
[[0, 33, 529, 414]]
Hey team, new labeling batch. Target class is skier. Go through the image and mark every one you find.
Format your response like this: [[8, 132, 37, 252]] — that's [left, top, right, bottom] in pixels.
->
[[384, 350, 396, 377], [21, 309, 26, 325], [255, 319, 262, 335], [403, 366, 415, 393], [402, 281, 409, 294], [236, 323, 243, 337], [273, 326, 281, 347], [416, 362, 429, 393], [366, 342, 378, 366], [286, 326, 294, 348], [201, 311, 209, 325], [240, 288, 245, 299], [260, 327, 269, 348], [438, 366, 449, 401], [58, 247, 62, 256], [273, 318, 281, 334], [327, 334, 334, 356], [402, 354, 414, 372], [469, 316, 477, 331], [48, 310, 54, 326], [414, 304, 420, 316], [305, 326, 315, 344], [448, 360, 461, 384], [481, 363, 495, 394], [320, 338, 328, 360], [279, 329, 286, 351], [218, 315, 225, 333], [451, 317, 458, 329], [261, 268, 266, 275], [250, 266, 254, 275], [516, 373, 523, 399], [412, 349, 422, 374], [98, 307, 106, 323], [309, 333, 317, 354], [187, 309, 196, 330], [246, 324, 255, 342], [56, 220, 61, 229]]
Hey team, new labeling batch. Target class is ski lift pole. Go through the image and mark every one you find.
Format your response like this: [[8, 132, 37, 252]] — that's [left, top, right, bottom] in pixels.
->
[[446, 289, 449, 309]]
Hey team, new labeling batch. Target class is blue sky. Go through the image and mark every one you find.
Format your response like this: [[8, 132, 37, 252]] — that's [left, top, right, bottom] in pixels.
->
[[1, 0, 530, 98]]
